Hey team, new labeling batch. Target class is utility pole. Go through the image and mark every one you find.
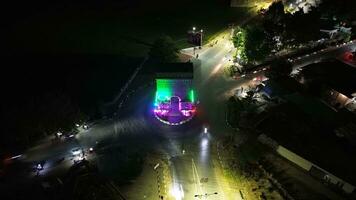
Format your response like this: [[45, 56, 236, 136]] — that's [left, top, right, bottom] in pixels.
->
[[199, 29, 203, 49]]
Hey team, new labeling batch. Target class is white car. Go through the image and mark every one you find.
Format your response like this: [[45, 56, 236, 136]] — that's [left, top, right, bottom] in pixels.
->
[[83, 124, 89, 130], [71, 148, 82, 156]]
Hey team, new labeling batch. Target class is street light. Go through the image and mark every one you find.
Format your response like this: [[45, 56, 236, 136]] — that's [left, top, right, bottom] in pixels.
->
[[193, 27, 196, 32], [200, 29, 203, 48]]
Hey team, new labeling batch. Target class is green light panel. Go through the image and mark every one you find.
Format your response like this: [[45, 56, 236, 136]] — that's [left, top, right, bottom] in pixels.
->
[[190, 90, 195, 103], [156, 79, 172, 103]]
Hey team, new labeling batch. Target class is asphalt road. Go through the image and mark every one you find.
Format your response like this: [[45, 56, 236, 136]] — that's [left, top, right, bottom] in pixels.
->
[[3, 31, 249, 200], [3, 32, 356, 200], [291, 39, 356, 71]]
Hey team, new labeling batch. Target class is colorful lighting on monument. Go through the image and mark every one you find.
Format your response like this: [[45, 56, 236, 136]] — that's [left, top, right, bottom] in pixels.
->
[[189, 90, 195, 103], [154, 79, 196, 125], [155, 79, 172, 105]]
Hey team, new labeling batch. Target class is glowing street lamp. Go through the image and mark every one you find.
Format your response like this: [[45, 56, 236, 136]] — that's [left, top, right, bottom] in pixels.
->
[[200, 29, 203, 48]]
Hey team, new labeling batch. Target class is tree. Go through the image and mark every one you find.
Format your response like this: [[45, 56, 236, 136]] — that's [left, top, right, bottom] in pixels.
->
[[283, 9, 321, 44], [263, 1, 286, 37], [233, 27, 248, 64], [3, 91, 85, 147], [149, 35, 179, 63], [245, 25, 273, 62], [265, 59, 292, 79]]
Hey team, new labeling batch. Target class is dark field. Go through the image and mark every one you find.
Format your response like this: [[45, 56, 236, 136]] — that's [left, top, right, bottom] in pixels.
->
[[2, 0, 250, 55]]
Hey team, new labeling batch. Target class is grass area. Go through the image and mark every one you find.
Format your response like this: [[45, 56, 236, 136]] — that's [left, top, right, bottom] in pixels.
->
[[5, 0, 252, 56]]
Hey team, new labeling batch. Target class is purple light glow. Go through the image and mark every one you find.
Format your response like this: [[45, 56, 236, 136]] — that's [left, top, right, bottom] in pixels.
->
[[154, 79, 196, 125], [153, 99, 196, 125]]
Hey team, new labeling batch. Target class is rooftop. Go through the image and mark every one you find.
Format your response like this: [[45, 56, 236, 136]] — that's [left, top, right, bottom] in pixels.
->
[[154, 62, 194, 79], [257, 95, 356, 185], [261, 77, 303, 98], [302, 60, 356, 97]]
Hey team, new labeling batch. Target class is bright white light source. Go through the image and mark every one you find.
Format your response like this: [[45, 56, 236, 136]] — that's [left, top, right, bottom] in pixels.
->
[[37, 164, 43, 170], [71, 148, 81, 156], [201, 137, 208, 148], [170, 183, 184, 200], [74, 155, 85, 162], [204, 127, 208, 134], [11, 155, 22, 160]]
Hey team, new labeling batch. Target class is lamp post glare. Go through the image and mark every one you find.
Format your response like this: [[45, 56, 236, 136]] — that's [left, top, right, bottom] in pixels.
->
[[200, 29, 203, 48], [193, 27, 196, 31]]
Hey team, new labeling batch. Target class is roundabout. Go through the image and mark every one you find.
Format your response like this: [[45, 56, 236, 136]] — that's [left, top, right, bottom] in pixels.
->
[[153, 96, 196, 125]]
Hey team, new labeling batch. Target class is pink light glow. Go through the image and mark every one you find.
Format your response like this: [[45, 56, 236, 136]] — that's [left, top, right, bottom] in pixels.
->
[[154, 100, 196, 125]]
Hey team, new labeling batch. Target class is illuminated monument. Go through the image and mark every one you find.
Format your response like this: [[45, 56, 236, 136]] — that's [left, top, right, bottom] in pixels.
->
[[153, 63, 195, 125]]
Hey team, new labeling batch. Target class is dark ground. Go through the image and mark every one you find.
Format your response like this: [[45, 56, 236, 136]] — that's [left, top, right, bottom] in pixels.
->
[[0, 0, 248, 154], [1, 0, 245, 55]]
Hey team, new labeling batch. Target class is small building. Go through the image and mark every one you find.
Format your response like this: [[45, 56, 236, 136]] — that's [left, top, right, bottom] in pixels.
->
[[300, 60, 356, 112], [257, 95, 356, 195]]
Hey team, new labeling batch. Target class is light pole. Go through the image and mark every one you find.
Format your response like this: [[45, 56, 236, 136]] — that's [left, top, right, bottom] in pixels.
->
[[192, 27, 197, 55], [199, 29, 203, 49]]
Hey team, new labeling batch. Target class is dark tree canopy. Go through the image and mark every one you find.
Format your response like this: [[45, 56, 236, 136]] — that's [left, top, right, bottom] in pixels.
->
[[284, 9, 321, 43], [265, 59, 293, 79], [245, 25, 273, 62], [2, 91, 85, 149], [149, 35, 179, 63], [263, 1, 286, 36], [262, 1, 323, 46]]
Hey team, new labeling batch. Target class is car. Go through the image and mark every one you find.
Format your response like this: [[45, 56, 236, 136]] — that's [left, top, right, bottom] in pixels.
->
[[34, 160, 45, 171], [73, 155, 85, 163], [83, 124, 89, 130], [71, 148, 82, 156]]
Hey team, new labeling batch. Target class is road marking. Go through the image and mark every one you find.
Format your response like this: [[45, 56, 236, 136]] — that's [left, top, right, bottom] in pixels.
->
[[191, 159, 199, 194], [192, 158, 204, 196]]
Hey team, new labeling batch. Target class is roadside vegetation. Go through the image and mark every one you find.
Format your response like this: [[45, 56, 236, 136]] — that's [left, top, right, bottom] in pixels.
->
[[232, 0, 355, 65]]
